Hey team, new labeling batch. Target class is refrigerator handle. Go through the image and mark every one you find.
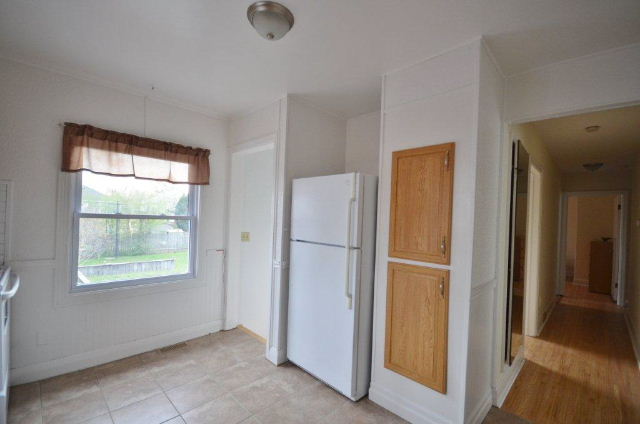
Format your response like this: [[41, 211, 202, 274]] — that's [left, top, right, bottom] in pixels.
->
[[344, 173, 356, 309]]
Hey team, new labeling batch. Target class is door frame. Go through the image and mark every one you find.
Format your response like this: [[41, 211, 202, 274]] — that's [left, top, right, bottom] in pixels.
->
[[493, 100, 640, 407], [223, 135, 277, 346], [524, 163, 543, 337], [556, 190, 629, 306]]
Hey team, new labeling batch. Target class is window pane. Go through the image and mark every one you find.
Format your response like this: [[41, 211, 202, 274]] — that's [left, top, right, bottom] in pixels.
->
[[80, 171, 191, 215], [77, 217, 191, 285]]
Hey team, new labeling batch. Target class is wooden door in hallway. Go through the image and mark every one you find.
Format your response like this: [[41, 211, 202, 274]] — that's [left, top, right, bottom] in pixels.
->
[[501, 283, 640, 423]]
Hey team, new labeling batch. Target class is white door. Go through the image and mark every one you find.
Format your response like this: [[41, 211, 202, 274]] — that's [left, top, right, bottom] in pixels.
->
[[227, 144, 275, 339], [287, 241, 357, 397], [291, 173, 362, 248]]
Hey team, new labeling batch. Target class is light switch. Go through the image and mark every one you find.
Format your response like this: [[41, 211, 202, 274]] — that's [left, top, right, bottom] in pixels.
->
[[241, 232, 250, 242]]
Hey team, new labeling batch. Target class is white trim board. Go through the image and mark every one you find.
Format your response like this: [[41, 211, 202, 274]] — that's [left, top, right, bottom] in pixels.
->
[[466, 391, 493, 424], [10, 320, 223, 385], [369, 383, 452, 424], [624, 312, 640, 371], [534, 298, 558, 337], [524, 163, 543, 337], [0, 180, 13, 266], [493, 354, 525, 407]]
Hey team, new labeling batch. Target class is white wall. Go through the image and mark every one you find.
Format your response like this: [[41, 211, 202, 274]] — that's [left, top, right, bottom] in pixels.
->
[[229, 103, 280, 147], [0, 58, 229, 384], [286, 98, 347, 181], [562, 170, 632, 192], [465, 42, 504, 424], [227, 99, 291, 365], [370, 40, 484, 424], [346, 111, 380, 176], [627, 152, 640, 364], [269, 97, 347, 361], [491, 41, 640, 409], [228, 97, 347, 364], [506, 43, 640, 123]]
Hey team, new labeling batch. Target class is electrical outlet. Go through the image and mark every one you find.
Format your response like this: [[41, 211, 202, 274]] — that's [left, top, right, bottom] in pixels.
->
[[241, 232, 250, 242]]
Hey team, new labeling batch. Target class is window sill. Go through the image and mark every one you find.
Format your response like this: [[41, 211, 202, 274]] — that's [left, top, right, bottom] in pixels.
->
[[70, 272, 196, 294], [54, 271, 209, 308]]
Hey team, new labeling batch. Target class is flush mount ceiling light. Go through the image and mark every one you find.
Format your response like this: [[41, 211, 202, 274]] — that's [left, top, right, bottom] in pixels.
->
[[247, 1, 294, 41], [583, 162, 604, 172], [585, 125, 601, 133]]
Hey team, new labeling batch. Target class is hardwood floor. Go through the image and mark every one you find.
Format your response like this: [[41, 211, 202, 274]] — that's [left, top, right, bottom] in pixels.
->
[[502, 282, 640, 423]]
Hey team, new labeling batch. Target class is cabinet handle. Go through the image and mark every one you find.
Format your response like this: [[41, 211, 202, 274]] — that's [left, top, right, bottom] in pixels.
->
[[439, 277, 445, 298], [444, 151, 450, 168], [440, 236, 447, 256]]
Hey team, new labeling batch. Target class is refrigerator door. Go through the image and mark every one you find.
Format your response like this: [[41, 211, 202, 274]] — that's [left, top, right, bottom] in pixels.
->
[[287, 241, 358, 398], [291, 173, 363, 248]]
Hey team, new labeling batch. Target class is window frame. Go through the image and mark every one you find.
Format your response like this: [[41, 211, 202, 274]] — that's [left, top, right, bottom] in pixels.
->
[[70, 172, 199, 293]]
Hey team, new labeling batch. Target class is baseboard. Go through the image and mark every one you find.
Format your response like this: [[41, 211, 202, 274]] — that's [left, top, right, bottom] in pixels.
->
[[466, 391, 492, 424], [10, 320, 223, 385], [535, 298, 558, 337], [237, 325, 267, 344], [572, 279, 588, 286], [493, 354, 525, 407], [624, 312, 640, 370], [369, 382, 452, 424]]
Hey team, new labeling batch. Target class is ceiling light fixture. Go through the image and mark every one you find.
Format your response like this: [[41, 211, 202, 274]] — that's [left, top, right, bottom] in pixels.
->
[[583, 162, 604, 172], [585, 125, 600, 133], [247, 1, 294, 41]]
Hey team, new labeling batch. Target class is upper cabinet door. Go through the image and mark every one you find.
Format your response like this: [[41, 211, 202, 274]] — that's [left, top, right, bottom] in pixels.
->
[[389, 143, 455, 264]]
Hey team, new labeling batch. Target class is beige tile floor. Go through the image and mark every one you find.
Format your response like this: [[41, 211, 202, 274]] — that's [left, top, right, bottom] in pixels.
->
[[8, 329, 408, 424]]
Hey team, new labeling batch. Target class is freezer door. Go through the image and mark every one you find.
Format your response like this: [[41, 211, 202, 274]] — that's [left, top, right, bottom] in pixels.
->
[[287, 241, 358, 398], [291, 173, 363, 248]]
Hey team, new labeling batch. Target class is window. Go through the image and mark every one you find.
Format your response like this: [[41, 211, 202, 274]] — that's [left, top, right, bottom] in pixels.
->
[[71, 171, 198, 292]]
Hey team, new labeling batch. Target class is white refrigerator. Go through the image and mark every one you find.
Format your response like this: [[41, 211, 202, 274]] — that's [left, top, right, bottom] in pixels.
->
[[287, 172, 377, 401]]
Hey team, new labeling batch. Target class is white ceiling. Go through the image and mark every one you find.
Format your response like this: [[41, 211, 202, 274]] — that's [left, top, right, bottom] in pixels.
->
[[528, 105, 640, 174], [0, 1, 639, 118]]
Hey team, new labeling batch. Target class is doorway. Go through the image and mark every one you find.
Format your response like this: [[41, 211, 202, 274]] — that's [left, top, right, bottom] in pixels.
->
[[558, 191, 627, 307], [226, 140, 276, 341], [497, 104, 640, 422]]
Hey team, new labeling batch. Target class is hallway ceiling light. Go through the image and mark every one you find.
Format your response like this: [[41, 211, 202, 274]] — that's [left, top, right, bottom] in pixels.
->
[[247, 1, 294, 41], [585, 125, 601, 133], [583, 162, 604, 172]]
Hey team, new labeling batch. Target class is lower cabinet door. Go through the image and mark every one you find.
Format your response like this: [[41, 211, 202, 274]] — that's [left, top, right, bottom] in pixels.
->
[[384, 261, 449, 393]]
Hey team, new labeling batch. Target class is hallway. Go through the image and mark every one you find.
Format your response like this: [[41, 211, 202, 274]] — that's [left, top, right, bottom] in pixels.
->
[[501, 283, 640, 423]]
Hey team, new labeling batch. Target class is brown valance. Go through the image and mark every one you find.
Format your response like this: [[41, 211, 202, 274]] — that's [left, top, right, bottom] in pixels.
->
[[61, 123, 211, 185]]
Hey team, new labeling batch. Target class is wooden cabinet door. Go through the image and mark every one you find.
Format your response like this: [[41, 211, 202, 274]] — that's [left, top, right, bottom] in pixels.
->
[[389, 143, 454, 264], [589, 241, 613, 295], [385, 262, 449, 393]]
